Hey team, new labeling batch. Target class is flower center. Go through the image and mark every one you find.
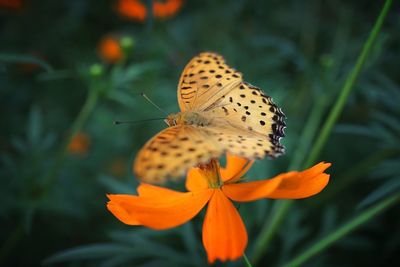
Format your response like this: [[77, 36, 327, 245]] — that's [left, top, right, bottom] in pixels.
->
[[198, 159, 222, 188]]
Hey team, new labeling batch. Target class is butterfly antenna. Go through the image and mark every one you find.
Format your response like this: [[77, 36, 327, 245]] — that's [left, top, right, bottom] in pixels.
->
[[114, 118, 165, 125], [140, 93, 169, 116]]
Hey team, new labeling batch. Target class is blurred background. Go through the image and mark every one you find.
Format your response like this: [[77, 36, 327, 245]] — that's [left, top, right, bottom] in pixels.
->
[[1, 0, 399, 266]]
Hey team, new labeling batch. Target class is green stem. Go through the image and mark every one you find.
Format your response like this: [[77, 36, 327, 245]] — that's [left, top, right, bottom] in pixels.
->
[[282, 193, 400, 267], [252, 200, 292, 263], [252, 77, 331, 264], [251, 0, 393, 263], [304, 0, 393, 167], [289, 95, 330, 171], [0, 87, 99, 264], [242, 253, 253, 267], [40, 88, 99, 191]]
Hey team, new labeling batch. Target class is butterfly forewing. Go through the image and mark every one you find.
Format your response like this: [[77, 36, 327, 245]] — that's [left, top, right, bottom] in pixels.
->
[[178, 52, 243, 111], [134, 125, 222, 183]]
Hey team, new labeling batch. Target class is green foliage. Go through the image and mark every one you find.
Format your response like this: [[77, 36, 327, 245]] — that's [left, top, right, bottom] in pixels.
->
[[1, 0, 399, 266]]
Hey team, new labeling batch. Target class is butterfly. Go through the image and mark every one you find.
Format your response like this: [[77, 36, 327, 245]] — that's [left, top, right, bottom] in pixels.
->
[[134, 52, 286, 184]]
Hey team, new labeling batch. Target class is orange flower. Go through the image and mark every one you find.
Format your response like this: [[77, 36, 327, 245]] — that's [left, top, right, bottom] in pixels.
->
[[107, 155, 331, 263], [116, 0, 183, 22], [98, 36, 123, 63], [108, 157, 127, 177], [68, 132, 90, 155], [0, 0, 22, 9]]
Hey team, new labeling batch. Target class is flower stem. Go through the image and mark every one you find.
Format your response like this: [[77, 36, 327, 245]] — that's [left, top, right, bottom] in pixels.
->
[[304, 0, 393, 168], [242, 253, 253, 267], [0, 87, 99, 264], [252, 200, 292, 263], [251, 0, 393, 263], [40, 88, 99, 191], [288, 95, 330, 171], [282, 193, 400, 267]]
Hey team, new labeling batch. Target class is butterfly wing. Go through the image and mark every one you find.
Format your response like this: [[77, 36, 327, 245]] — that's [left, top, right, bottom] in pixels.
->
[[134, 125, 222, 184], [177, 52, 285, 158], [178, 52, 243, 112], [204, 123, 283, 160], [202, 82, 286, 158], [135, 52, 285, 183]]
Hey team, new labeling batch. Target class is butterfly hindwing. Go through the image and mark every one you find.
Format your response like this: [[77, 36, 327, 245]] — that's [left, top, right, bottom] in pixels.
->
[[202, 124, 279, 160], [204, 81, 285, 157], [178, 52, 243, 111], [134, 125, 222, 183]]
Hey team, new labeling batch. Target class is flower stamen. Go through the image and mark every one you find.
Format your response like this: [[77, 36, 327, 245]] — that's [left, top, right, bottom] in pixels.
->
[[198, 159, 222, 188]]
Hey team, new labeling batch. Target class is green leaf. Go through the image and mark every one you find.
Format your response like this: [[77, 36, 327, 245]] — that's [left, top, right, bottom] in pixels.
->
[[27, 106, 42, 146], [42, 243, 135, 265], [372, 112, 400, 135], [0, 53, 53, 72], [370, 159, 400, 178], [282, 193, 400, 267], [358, 179, 400, 208], [98, 254, 139, 267], [180, 222, 204, 267], [335, 124, 380, 139], [111, 62, 159, 90], [99, 175, 137, 194], [108, 90, 139, 108]]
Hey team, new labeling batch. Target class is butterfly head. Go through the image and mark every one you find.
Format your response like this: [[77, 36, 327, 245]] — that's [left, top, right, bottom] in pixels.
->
[[165, 113, 179, 126]]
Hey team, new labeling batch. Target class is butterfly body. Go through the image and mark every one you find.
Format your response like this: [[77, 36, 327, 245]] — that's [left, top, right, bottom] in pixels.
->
[[134, 52, 286, 184], [165, 112, 212, 127]]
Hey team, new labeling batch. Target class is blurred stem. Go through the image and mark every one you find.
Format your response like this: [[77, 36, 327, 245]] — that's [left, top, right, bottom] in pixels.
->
[[282, 193, 400, 267], [251, 0, 393, 263], [252, 81, 330, 264], [304, 0, 393, 167], [0, 86, 99, 264], [300, 0, 319, 59], [40, 88, 99, 191], [289, 95, 329, 171], [251, 200, 292, 263], [243, 253, 253, 267]]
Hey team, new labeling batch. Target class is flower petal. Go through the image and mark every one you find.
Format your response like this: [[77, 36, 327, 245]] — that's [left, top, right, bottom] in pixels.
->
[[107, 194, 140, 225], [202, 189, 247, 263], [220, 154, 254, 183], [137, 183, 184, 198], [186, 167, 208, 192], [107, 188, 213, 230], [222, 177, 282, 202], [266, 162, 331, 199]]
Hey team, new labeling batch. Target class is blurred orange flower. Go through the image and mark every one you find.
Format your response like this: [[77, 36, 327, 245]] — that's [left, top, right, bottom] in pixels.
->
[[0, 0, 22, 9], [68, 132, 91, 155], [98, 36, 123, 63], [109, 157, 127, 177], [107, 155, 331, 263], [117, 0, 184, 21]]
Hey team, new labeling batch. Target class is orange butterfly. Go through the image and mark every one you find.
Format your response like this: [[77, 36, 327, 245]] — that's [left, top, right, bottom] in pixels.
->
[[134, 52, 285, 183]]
